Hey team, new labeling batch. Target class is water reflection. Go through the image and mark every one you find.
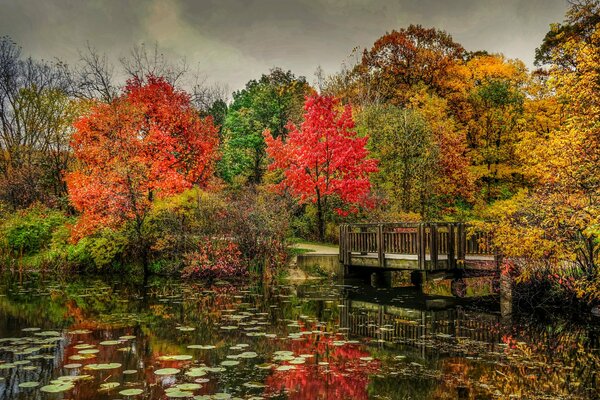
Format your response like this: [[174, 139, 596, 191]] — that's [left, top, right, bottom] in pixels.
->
[[0, 274, 598, 399]]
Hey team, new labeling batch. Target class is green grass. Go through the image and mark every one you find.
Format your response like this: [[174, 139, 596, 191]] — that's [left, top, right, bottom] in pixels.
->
[[289, 247, 314, 256]]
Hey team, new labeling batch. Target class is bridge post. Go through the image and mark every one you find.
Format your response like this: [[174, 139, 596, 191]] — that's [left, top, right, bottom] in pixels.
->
[[377, 223, 385, 268], [430, 223, 438, 270], [448, 223, 456, 270], [339, 224, 344, 264], [457, 223, 466, 266], [418, 223, 426, 269], [500, 272, 512, 318]]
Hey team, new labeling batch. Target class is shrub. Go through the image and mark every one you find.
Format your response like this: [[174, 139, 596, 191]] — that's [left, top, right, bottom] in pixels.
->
[[1, 205, 68, 255], [144, 188, 227, 260], [182, 238, 245, 280], [86, 229, 129, 269], [225, 188, 292, 279]]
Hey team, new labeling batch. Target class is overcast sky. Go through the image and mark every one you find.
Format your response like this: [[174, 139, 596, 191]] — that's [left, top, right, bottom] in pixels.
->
[[0, 0, 569, 93]]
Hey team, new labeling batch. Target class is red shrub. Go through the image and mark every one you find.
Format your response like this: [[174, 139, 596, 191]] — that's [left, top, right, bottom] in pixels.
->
[[181, 238, 246, 280]]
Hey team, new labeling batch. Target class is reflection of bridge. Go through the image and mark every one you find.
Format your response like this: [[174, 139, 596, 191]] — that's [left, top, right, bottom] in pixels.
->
[[339, 223, 500, 293], [337, 289, 503, 356]]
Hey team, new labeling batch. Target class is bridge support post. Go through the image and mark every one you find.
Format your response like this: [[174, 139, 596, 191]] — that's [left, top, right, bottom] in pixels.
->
[[430, 223, 438, 270], [500, 273, 512, 318], [410, 270, 426, 290], [377, 224, 385, 268], [371, 271, 392, 288]]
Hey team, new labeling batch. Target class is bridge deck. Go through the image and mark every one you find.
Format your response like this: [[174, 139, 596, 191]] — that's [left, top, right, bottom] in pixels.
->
[[340, 222, 499, 272]]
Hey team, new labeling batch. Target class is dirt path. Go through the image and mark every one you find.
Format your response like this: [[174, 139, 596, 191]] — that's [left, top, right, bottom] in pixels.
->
[[292, 242, 339, 255]]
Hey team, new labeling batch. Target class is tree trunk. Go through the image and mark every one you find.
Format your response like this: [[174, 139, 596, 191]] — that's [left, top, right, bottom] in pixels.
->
[[316, 189, 325, 242], [141, 243, 149, 278]]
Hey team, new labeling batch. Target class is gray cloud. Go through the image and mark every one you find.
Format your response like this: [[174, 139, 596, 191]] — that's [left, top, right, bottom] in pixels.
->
[[0, 0, 568, 91]]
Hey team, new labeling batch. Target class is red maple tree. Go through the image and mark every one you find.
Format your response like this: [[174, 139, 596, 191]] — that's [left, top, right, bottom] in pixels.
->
[[66, 76, 219, 270], [264, 94, 377, 240]]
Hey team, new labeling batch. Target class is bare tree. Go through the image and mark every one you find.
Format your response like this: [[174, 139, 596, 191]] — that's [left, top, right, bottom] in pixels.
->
[[120, 42, 188, 86], [75, 43, 117, 102], [191, 73, 229, 113], [0, 36, 74, 209]]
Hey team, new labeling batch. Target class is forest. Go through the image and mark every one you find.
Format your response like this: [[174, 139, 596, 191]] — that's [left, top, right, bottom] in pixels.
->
[[0, 0, 599, 309]]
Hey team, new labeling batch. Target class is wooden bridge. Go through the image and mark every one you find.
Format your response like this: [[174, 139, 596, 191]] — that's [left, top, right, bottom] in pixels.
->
[[339, 223, 499, 288]]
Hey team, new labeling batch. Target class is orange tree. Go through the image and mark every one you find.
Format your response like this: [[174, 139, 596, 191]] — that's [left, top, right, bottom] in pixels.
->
[[66, 75, 219, 274], [264, 94, 377, 241]]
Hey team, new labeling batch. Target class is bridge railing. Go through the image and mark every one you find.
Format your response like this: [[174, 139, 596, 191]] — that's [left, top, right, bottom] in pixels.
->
[[339, 222, 495, 270]]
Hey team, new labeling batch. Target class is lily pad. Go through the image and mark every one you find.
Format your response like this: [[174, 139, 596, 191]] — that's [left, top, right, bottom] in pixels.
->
[[18, 381, 39, 388], [98, 382, 120, 391], [119, 388, 144, 396], [185, 368, 207, 377], [85, 363, 122, 370], [78, 349, 100, 354], [165, 390, 193, 398], [99, 340, 120, 346], [40, 383, 74, 393], [276, 365, 296, 371], [176, 383, 202, 391], [154, 368, 180, 376], [158, 354, 193, 361], [187, 344, 216, 350], [176, 326, 196, 332]]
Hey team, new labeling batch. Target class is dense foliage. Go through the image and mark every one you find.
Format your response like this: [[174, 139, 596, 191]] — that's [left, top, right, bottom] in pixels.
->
[[0, 1, 599, 306]]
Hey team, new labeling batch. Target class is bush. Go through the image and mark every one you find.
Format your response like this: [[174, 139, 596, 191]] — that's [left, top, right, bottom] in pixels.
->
[[86, 229, 129, 269], [226, 188, 291, 278], [181, 238, 245, 280], [1, 205, 68, 255], [144, 188, 227, 260]]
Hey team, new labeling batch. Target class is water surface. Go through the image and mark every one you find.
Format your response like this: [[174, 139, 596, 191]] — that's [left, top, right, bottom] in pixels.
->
[[0, 274, 598, 399]]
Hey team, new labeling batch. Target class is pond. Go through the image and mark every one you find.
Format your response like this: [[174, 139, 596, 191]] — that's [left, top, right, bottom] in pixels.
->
[[0, 273, 598, 399]]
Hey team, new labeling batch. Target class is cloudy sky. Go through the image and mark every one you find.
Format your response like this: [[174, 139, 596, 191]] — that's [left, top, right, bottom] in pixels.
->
[[0, 0, 568, 92]]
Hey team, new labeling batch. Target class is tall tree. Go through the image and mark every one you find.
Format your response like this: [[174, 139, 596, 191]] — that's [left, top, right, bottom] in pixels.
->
[[488, 2, 600, 293], [359, 105, 438, 217], [359, 97, 473, 218], [264, 94, 377, 241], [464, 55, 527, 202], [358, 25, 465, 105], [220, 68, 313, 184], [66, 76, 219, 274], [535, 0, 599, 67], [0, 37, 75, 209]]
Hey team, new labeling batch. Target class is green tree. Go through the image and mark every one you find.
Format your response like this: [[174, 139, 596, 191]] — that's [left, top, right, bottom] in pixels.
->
[[358, 105, 439, 217], [464, 55, 527, 203], [219, 68, 312, 184]]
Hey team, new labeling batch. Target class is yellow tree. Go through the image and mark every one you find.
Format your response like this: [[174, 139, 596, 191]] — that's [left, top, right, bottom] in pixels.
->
[[463, 54, 528, 203], [485, 2, 600, 304], [531, 21, 600, 274]]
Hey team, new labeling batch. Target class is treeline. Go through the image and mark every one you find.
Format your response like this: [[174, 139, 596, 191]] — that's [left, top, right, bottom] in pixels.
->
[[0, 1, 599, 304]]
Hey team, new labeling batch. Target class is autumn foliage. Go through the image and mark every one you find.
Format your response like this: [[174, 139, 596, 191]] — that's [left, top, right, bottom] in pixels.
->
[[66, 76, 220, 239], [264, 94, 378, 240]]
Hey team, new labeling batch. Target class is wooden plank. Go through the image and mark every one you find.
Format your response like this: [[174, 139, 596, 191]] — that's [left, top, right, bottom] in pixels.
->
[[448, 223, 456, 269], [430, 224, 438, 270], [377, 224, 385, 268], [457, 223, 465, 265], [418, 223, 426, 269]]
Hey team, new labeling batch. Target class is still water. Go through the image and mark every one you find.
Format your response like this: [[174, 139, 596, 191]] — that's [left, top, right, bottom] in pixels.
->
[[0, 274, 598, 400]]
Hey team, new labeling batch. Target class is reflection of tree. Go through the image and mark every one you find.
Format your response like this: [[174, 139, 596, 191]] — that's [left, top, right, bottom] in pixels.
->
[[265, 331, 380, 400]]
